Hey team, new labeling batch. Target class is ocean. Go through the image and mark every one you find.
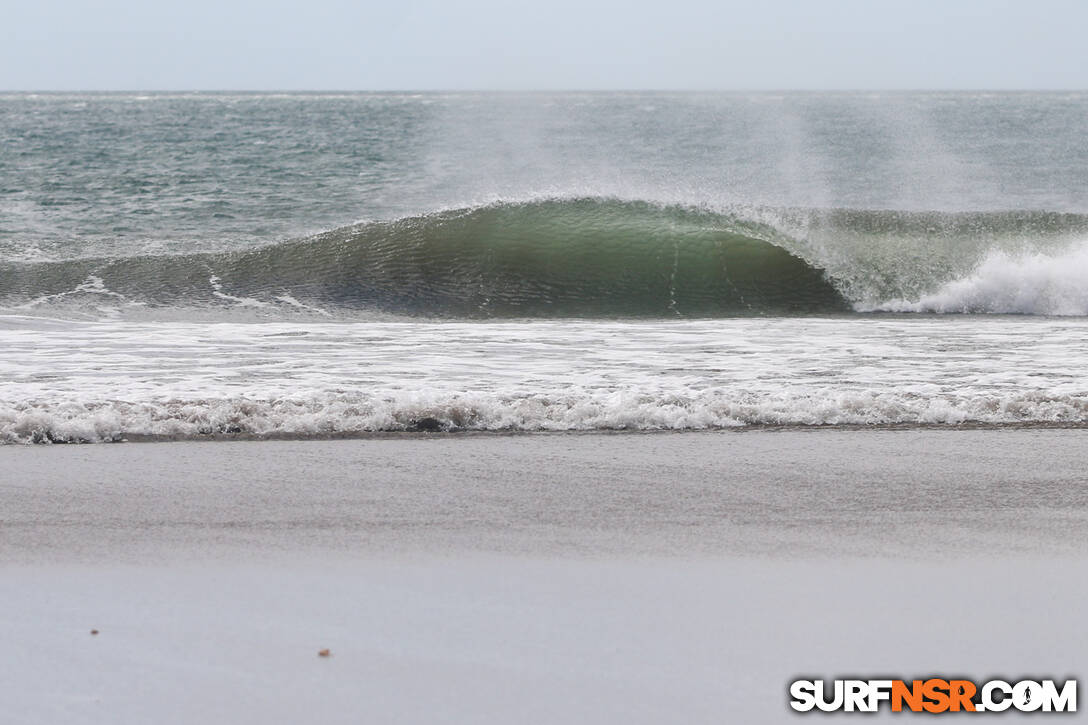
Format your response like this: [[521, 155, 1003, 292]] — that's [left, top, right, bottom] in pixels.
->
[[3, 91, 1088, 443]]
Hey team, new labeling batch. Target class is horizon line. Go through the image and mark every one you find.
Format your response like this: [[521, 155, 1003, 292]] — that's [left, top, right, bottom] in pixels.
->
[[2, 88, 1088, 94]]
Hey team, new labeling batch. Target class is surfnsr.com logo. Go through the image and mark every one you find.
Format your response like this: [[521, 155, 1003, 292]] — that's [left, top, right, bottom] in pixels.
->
[[789, 678, 1077, 713]]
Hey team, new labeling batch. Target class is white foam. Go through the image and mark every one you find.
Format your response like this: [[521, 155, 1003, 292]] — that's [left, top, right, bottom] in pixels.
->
[[274, 294, 331, 316], [4, 388, 1088, 443], [209, 275, 271, 308], [15, 274, 127, 308], [870, 242, 1088, 315], [2, 317, 1087, 443]]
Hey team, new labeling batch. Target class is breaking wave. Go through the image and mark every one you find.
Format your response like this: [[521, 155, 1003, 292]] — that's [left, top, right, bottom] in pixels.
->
[[3, 197, 1088, 317], [5, 389, 1088, 444], [868, 244, 1088, 315]]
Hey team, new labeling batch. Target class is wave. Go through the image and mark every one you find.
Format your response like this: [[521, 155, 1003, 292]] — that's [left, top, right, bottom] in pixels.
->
[[3, 197, 1088, 318], [5, 389, 1087, 443], [0, 199, 848, 317], [867, 244, 1088, 314]]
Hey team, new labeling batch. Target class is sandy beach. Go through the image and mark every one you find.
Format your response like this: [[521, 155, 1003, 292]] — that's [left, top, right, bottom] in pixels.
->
[[7, 23, 1088, 725], [3, 429, 1086, 722]]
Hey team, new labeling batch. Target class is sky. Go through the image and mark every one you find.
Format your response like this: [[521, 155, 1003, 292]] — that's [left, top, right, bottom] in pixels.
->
[[3, 0, 1087, 90]]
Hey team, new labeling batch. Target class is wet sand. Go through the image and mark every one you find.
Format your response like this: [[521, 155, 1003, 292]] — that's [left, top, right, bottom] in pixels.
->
[[3, 430, 1087, 722]]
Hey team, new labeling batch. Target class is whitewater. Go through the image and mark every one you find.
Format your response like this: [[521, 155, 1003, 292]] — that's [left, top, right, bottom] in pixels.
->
[[3, 91, 1088, 442]]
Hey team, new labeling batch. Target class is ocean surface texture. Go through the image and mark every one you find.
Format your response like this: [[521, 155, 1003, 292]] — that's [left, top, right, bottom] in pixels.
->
[[3, 92, 1087, 442]]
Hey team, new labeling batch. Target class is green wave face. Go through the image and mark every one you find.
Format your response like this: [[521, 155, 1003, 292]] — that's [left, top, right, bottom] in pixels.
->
[[7, 198, 1088, 318], [0, 199, 850, 317], [250, 199, 850, 316]]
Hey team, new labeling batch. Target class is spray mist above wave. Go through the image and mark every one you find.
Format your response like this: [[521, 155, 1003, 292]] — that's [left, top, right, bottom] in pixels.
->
[[2, 197, 1088, 318]]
